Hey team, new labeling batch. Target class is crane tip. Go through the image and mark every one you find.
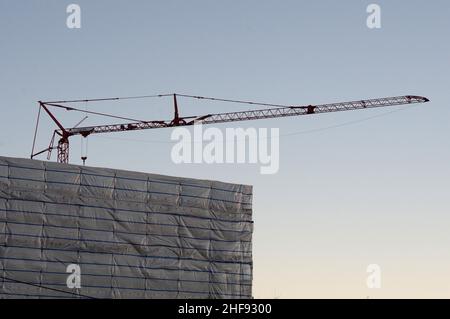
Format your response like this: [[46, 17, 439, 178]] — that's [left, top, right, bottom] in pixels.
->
[[406, 95, 430, 103]]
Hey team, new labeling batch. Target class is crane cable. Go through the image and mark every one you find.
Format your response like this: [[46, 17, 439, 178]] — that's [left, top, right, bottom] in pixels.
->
[[42, 93, 174, 104], [176, 93, 293, 108], [42, 93, 291, 108], [43, 103, 147, 123], [40, 93, 298, 126], [92, 104, 417, 144], [30, 104, 42, 158], [80, 101, 89, 165]]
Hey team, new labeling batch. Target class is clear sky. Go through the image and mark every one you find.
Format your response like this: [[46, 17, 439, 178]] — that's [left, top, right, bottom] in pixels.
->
[[0, 0, 449, 298]]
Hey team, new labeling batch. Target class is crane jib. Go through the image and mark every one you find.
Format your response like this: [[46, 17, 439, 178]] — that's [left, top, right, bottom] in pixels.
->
[[66, 95, 429, 137], [32, 94, 430, 163]]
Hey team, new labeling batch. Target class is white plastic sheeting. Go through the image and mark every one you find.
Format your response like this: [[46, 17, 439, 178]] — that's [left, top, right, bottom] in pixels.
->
[[0, 156, 253, 299]]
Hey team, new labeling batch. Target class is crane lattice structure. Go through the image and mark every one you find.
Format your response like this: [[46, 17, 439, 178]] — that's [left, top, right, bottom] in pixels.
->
[[30, 93, 429, 164]]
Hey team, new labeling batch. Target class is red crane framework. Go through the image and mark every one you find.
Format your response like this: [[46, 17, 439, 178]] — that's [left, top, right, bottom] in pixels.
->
[[30, 93, 430, 164]]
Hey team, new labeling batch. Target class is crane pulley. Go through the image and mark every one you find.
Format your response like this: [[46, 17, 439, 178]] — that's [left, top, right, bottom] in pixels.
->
[[30, 94, 429, 164]]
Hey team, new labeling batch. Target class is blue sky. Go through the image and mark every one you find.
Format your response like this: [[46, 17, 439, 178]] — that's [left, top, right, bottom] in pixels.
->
[[1, 0, 449, 297]]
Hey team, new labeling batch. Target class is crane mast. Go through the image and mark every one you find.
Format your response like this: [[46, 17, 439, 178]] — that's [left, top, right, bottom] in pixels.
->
[[32, 94, 429, 164]]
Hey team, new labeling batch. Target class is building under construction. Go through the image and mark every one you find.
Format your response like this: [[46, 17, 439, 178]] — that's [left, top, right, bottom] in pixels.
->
[[1, 93, 429, 299], [0, 156, 253, 298]]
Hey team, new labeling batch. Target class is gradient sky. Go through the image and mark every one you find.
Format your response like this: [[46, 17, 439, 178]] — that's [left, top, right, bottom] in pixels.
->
[[0, 0, 449, 298]]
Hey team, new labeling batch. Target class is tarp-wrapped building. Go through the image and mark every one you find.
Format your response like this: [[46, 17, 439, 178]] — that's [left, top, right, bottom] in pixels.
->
[[0, 156, 253, 299]]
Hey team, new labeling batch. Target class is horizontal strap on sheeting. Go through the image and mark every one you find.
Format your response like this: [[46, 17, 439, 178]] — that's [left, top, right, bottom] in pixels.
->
[[2, 280, 251, 298], [0, 245, 253, 265], [0, 220, 252, 244], [0, 175, 251, 206], [0, 208, 251, 234], [0, 163, 253, 196], [0, 196, 253, 224], [0, 256, 251, 277], [0, 230, 251, 255], [2, 268, 252, 287]]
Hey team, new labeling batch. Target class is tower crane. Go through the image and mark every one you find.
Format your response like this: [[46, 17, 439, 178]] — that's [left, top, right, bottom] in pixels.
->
[[30, 94, 429, 164]]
